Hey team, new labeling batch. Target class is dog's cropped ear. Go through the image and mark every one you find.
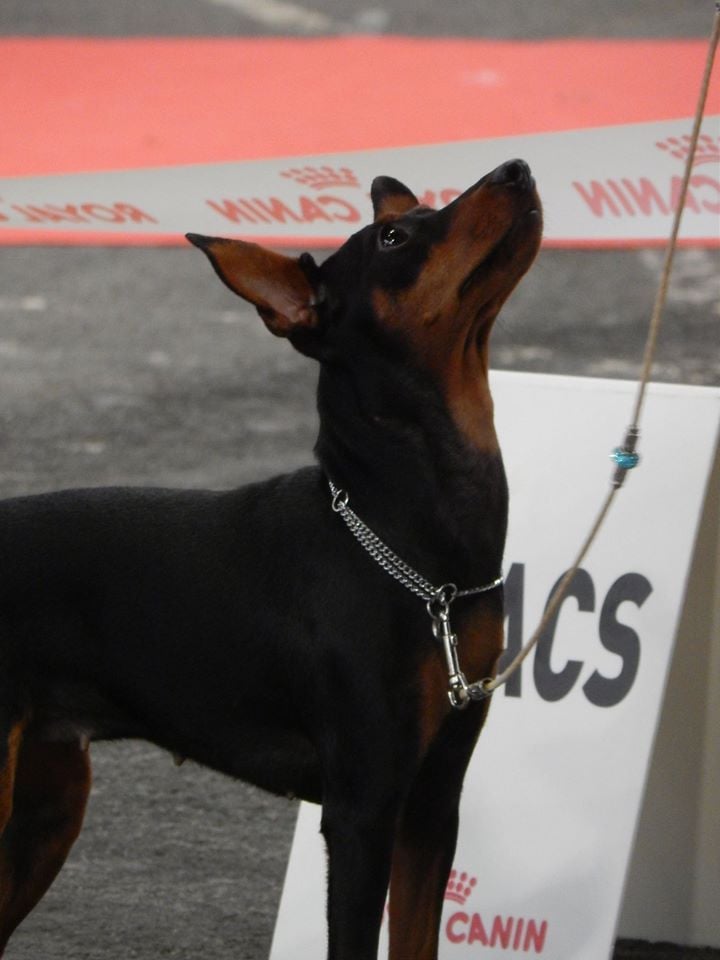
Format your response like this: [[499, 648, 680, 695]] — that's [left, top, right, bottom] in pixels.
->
[[371, 176, 419, 220], [186, 234, 319, 338]]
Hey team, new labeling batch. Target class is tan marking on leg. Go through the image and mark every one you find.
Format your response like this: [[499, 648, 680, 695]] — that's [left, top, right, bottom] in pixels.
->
[[0, 723, 25, 834], [389, 836, 448, 960], [0, 739, 91, 953]]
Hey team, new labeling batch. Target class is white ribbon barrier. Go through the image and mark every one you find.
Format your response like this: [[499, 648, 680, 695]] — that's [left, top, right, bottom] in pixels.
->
[[0, 117, 718, 246]]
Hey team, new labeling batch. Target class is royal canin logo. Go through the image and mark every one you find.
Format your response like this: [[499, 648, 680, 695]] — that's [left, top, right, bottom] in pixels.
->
[[445, 869, 478, 905], [655, 133, 720, 168], [572, 129, 720, 220], [205, 164, 364, 227], [279, 165, 361, 190], [204, 164, 463, 228], [0, 201, 158, 226], [441, 869, 549, 953]]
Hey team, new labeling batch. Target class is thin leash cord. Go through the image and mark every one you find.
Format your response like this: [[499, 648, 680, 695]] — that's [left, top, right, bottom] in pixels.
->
[[482, 6, 720, 697], [632, 3, 720, 428]]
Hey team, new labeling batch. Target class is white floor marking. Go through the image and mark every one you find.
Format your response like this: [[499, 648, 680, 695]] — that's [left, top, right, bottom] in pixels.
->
[[201, 0, 332, 32]]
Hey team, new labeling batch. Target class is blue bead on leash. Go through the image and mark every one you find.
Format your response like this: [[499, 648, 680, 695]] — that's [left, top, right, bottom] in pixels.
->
[[611, 448, 640, 470], [610, 425, 641, 488]]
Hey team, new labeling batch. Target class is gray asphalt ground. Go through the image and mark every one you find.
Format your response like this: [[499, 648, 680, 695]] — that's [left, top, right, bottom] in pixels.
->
[[1, 2, 719, 959]]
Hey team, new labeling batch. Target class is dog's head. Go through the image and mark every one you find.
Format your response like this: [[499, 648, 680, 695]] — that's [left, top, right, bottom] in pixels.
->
[[188, 161, 541, 450]]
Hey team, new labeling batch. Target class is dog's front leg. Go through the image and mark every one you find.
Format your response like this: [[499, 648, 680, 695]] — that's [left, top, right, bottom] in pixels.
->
[[388, 786, 459, 960], [321, 786, 399, 960], [388, 704, 491, 960]]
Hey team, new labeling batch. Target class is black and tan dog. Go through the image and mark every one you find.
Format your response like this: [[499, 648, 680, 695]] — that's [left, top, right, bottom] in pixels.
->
[[0, 160, 541, 959]]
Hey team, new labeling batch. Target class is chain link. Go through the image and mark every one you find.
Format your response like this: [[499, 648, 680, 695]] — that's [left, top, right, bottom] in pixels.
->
[[328, 480, 503, 604]]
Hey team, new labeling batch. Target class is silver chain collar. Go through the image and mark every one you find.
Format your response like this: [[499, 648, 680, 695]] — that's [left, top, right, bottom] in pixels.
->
[[328, 479, 503, 708]]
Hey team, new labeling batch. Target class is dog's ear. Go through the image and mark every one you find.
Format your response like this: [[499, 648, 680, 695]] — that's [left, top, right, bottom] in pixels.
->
[[186, 234, 319, 338], [371, 176, 419, 220]]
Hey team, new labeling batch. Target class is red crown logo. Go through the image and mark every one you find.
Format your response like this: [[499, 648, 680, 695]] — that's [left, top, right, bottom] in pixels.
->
[[279, 165, 361, 190], [655, 134, 720, 168], [444, 869, 478, 905]]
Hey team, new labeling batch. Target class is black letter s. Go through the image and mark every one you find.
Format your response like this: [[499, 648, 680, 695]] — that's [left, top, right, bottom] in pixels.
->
[[583, 573, 653, 707]]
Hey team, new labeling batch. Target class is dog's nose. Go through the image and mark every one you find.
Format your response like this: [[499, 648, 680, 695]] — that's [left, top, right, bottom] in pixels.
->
[[489, 159, 533, 188]]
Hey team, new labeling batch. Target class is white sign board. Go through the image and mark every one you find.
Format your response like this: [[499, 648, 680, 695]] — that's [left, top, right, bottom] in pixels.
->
[[270, 372, 720, 960], [0, 117, 718, 246]]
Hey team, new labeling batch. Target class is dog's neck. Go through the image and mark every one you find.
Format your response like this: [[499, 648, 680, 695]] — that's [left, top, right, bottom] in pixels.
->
[[315, 366, 507, 591]]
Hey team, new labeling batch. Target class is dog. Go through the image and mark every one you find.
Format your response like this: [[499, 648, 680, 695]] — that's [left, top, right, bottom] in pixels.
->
[[0, 159, 541, 959]]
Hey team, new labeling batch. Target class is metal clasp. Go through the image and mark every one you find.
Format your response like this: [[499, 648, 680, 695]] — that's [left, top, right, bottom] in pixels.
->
[[428, 586, 472, 710], [426, 583, 457, 621]]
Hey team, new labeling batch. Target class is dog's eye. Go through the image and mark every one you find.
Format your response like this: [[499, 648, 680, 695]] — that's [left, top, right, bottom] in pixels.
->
[[378, 225, 409, 249]]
